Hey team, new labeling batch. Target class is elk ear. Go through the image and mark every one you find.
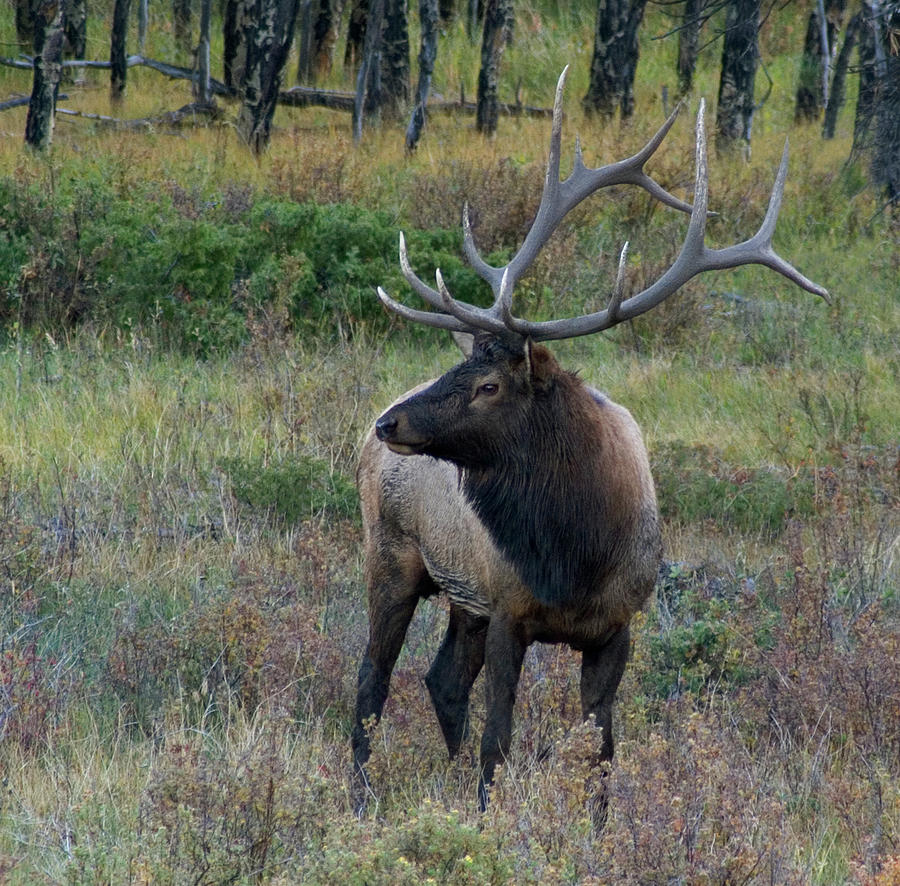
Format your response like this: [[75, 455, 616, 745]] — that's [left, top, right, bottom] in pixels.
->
[[525, 340, 558, 390], [451, 331, 475, 357]]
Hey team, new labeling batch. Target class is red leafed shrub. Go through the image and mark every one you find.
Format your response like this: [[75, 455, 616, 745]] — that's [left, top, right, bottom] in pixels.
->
[[0, 640, 78, 752]]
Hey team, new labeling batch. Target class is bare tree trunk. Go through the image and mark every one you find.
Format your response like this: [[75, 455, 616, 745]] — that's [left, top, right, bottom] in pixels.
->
[[311, 0, 338, 76], [715, 0, 759, 154], [110, 0, 132, 101], [405, 0, 438, 151], [174, 0, 192, 54], [795, 0, 846, 122], [25, 0, 64, 149], [193, 0, 212, 103], [345, 0, 368, 71], [61, 0, 85, 83], [871, 3, 899, 204], [583, 0, 648, 118], [298, 0, 340, 84], [822, 10, 860, 138], [63, 0, 86, 58], [236, 0, 301, 152], [439, 0, 454, 21], [138, 0, 148, 51], [382, 0, 410, 117], [467, 0, 482, 41], [677, 0, 703, 96], [352, 0, 384, 140], [476, 0, 513, 134], [619, 0, 647, 117], [853, 0, 882, 151], [16, 0, 35, 49], [297, 0, 315, 81], [223, 0, 245, 89]]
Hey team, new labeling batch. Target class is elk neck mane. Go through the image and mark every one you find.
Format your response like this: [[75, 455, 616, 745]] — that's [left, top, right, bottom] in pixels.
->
[[460, 370, 634, 608]]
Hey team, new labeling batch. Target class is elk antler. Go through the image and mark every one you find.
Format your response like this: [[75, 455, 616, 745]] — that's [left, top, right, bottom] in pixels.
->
[[376, 67, 828, 341]]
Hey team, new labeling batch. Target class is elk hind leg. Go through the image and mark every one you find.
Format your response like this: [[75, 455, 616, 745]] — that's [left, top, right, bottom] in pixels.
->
[[579, 625, 630, 828], [425, 603, 488, 759]]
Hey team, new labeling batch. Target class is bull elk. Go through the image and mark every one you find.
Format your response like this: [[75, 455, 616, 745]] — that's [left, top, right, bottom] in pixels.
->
[[352, 68, 827, 813]]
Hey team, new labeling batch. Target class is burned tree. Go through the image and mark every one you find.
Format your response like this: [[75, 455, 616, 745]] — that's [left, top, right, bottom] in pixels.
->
[[583, 0, 649, 118], [352, 0, 384, 139], [194, 0, 213, 103], [405, 0, 439, 151], [795, 0, 847, 122], [853, 0, 886, 150], [677, 0, 705, 95], [63, 0, 86, 61], [25, 0, 65, 149], [110, 0, 132, 100], [345, 0, 369, 71], [15, 0, 34, 49], [870, 1, 899, 204], [351, 0, 410, 138], [715, 0, 759, 153], [822, 10, 861, 138], [174, 0, 193, 54], [382, 0, 411, 117], [223, 0, 246, 90], [476, 0, 513, 134], [297, 0, 338, 83], [235, 0, 301, 152]]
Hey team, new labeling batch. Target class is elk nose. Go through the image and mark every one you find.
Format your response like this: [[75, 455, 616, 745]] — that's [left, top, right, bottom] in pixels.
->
[[375, 414, 398, 441]]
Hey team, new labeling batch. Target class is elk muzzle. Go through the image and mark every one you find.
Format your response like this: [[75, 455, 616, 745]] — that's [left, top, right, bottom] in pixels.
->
[[375, 406, 432, 456]]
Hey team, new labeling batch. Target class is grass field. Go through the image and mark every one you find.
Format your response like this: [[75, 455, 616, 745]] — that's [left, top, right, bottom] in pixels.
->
[[1, 1, 898, 883]]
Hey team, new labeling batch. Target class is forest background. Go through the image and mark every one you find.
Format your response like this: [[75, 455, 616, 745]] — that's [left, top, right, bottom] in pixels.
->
[[0, 0, 898, 882]]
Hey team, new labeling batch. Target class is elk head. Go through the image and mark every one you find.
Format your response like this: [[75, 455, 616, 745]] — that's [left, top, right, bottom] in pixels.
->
[[374, 66, 827, 460], [375, 333, 564, 466]]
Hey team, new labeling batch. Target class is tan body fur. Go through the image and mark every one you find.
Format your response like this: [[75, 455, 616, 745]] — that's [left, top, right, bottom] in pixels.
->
[[357, 379, 659, 649]]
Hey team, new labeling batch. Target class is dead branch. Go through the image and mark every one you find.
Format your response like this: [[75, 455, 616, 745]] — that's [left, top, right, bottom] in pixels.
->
[[1, 92, 68, 111]]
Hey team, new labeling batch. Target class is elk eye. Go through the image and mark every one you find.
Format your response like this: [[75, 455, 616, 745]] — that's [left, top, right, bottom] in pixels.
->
[[477, 383, 499, 397]]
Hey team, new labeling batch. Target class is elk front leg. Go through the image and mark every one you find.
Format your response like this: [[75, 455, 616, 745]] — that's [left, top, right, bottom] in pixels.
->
[[425, 604, 489, 759], [352, 553, 425, 812], [579, 625, 630, 828], [478, 615, 527, 810]]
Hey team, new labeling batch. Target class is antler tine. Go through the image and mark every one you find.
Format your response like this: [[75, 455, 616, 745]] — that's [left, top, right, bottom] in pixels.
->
[[398, 232, 446, 311], [460, 66, 570, 302], [435, 269, 509, 335], [608, 241, 629, 322], [376, 286, 471, 332], [730, 140, 830, 300], [462, 204, 501, 290]]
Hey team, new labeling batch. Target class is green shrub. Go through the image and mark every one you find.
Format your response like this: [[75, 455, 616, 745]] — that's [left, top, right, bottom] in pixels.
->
[[307, 803, 514, 885], [652, 441, 815, 536], [221, 453, 357, 524], [0, 171, 495, 354]]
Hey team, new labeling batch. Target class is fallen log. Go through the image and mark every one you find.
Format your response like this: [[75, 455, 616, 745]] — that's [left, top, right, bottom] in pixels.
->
[[56, 101, 220, 129]]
